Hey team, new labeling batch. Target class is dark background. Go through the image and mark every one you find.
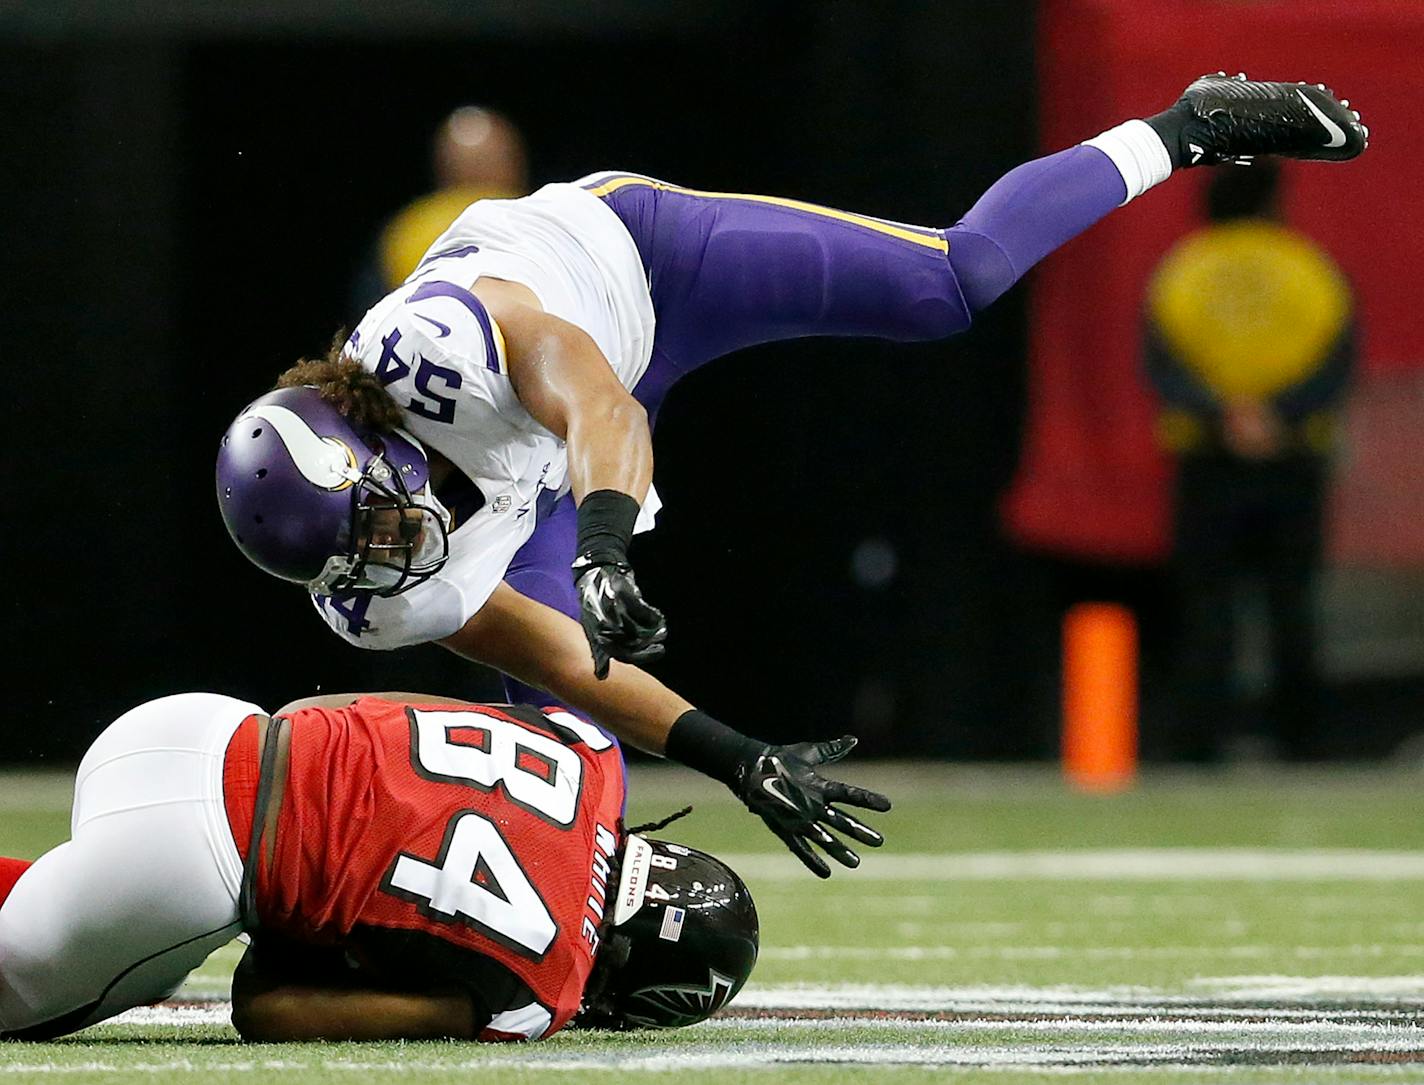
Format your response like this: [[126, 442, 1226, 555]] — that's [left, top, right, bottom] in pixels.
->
[[2, 1, 1413, 762]]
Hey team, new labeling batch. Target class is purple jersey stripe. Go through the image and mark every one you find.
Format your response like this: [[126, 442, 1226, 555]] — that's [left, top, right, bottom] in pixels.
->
[[406, 280, 502, 373], [580, 171, 651, 192]]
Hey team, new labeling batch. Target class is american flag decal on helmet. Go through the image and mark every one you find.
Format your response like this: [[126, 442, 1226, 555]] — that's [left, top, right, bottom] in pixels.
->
[[658, 905, 686, 942]]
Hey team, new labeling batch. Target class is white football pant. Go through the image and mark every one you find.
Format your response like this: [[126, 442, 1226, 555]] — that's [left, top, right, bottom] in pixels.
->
[[0, 692, 260, 1036]]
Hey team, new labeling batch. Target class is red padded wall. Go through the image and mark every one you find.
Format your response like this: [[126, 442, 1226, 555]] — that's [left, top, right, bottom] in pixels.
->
[[1004, 0, 1424, 563]]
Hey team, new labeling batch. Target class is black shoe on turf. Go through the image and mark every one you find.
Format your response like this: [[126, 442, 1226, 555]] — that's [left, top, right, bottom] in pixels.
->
[[1169, 72, 1369, 166]]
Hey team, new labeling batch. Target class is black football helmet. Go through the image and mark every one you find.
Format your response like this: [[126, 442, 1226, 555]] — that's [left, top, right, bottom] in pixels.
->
[[578, 835, 759, 1030]]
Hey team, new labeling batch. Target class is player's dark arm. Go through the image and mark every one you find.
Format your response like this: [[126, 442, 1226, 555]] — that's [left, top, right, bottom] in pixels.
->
[[441, 584, 891, 877], [230, 943, 473, 1042], [442, 582, 689, 754], [232, 985, 473, 1042], [475, 280, 666, 679]]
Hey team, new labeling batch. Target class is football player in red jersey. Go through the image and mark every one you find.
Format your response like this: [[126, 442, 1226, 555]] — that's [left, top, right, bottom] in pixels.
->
[[0, 692, 758, 1041]]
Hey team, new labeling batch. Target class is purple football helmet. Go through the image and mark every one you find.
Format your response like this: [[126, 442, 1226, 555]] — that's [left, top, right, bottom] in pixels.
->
[[216, 386, 449, 596]]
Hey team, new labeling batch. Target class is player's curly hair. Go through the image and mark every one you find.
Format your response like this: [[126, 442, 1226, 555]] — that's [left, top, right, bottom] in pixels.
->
[[274, 332, 405, 433]]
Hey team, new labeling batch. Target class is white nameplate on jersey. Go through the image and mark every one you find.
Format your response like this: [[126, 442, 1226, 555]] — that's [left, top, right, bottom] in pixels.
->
[[613, 834, 654, 926], [658, 906, 686, 943]]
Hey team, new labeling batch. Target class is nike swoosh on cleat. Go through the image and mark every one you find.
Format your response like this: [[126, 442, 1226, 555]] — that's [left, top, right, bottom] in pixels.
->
[[1297, 89, 1348, 148]]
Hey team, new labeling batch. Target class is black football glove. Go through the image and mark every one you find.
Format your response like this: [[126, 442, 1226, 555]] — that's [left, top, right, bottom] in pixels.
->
[[735, 736, 892, 878], [573, 550, 668, 680]]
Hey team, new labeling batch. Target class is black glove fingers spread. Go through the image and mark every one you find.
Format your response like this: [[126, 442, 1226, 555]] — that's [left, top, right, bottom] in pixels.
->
[[812, 735, 859, 766], [734, 736, 889, 878], [824, 780, 893, 813], [822, 804, 885, 847], [772, 823, 831, 879], [810, 824, 861, 869]]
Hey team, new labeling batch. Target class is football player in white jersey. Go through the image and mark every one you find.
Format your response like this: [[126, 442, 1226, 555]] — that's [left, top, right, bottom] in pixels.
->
[[218, 75, 1366, 875]]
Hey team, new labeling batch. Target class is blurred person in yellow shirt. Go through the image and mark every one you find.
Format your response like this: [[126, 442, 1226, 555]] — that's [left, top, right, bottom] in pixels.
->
[[1145, 161, 1355, 762], [351, 106, 529, 314]]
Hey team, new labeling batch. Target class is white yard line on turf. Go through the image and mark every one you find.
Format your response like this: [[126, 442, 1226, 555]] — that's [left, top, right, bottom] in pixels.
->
[[5, 1039, 1424, 1074], [736, 979, 1424, 1009], [105, 1006, 233, 1028], [1197, 974, 1424, 1000], [698, 1017, 1424, 1038], [759, 943, 1424, 962], [727, 849, 1424, 880], [111, 976, 1424, 1036]]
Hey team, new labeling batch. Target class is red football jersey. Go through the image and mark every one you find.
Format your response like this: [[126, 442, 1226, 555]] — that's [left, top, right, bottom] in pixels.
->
[[224, 697, 625, 1040], [0, 858, 31, 909]]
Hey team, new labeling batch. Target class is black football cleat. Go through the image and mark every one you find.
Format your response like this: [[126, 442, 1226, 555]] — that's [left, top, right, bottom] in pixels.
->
[[1169, 72, 1369, 166]]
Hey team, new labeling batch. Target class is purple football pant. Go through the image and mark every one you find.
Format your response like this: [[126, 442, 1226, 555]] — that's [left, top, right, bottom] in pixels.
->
[[591, 172, 970, 423], [502, 492, 581, 710], [500, 147, 1129, 700], [588, 146, 1126, 420]]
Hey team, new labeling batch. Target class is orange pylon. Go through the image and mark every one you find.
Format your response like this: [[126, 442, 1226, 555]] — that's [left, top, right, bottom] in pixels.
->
[[1062, 602, 1138, 792]]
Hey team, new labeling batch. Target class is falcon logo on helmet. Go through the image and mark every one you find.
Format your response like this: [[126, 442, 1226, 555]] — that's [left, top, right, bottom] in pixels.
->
[[216, 385, 451, 598], [625, 970, 738, 1028]]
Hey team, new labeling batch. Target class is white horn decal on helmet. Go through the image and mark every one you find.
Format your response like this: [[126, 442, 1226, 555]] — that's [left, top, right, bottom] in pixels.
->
[[244, 404, 363, 490]]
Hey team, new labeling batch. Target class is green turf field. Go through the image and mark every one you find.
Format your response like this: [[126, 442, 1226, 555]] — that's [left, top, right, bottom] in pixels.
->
[[2, 763, 1423, 1083]]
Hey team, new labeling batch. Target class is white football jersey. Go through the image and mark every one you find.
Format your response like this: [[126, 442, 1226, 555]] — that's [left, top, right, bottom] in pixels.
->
[[312, 179, 659, 649]]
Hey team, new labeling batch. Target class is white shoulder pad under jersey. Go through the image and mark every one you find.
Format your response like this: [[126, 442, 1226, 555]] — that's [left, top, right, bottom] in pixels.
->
[[410, 182, 656, 393]]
